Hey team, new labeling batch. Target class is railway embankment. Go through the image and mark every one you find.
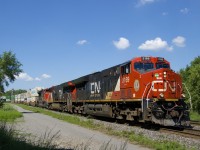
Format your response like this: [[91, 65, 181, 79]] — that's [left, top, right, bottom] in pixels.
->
[[14, 104, 200, 150]]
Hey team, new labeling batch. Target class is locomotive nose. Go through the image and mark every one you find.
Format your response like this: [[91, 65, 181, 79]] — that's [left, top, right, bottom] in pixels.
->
[[151, 69, 181, 100]]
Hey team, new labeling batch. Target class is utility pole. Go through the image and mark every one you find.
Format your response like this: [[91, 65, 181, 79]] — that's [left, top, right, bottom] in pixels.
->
[[10, 89, 14, 102]]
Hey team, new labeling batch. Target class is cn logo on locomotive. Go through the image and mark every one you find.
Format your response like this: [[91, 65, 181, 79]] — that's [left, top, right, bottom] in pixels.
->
[[90, 81, 101, 94], [151, 80, 176, 92]]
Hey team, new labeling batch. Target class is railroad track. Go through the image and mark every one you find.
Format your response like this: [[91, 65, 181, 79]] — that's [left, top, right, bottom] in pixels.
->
[[160, 128, 200, 139], [191, 120, 200, 126]]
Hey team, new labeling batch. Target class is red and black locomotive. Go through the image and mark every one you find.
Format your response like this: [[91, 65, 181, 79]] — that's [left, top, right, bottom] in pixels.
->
[[37, 56, 190, 127]]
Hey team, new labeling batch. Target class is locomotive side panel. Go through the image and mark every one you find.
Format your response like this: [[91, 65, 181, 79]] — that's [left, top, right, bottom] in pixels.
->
[[101, 65, 120, 100]]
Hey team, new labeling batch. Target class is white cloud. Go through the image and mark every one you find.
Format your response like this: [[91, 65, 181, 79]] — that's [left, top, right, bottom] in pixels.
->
[[180, 8, 189, 14], [15, 73, 51, 81], [138, 37, 173, 51], [15, 73, 33, 81], [77, 40, 87, 45], [42, 74, 51, 79], [35, 77, 41, 81], [136, 0, 156, 6], [172, 36, 186, 47], [113, 37, 130, 50]]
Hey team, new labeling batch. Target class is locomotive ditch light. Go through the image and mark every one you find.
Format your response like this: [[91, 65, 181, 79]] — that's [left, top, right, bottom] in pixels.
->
[[159, 93, 164, 98]]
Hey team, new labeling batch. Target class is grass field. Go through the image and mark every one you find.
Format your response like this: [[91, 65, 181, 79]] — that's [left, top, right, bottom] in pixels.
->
[[16, 104, 189, 150], [0, 103, 22, 122]]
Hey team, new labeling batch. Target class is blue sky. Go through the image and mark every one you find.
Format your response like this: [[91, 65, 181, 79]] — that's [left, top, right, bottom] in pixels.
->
[[0, 0, 200, 91]]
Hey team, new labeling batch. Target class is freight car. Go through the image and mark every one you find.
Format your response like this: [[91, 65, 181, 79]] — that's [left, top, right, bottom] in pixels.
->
[[35, 56, 191, 127]]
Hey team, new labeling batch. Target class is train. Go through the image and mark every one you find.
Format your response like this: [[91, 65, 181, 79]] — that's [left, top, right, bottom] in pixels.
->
[[15, 87, 42, 105], [15, 56, 191, 128]]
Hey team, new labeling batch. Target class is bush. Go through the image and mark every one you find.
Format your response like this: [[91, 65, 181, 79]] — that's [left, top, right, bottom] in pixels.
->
[[0, 99, 5, 108]]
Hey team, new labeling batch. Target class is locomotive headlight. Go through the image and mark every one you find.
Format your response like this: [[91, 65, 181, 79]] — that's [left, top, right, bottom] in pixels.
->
[[164, 72, 167, 78], [159, 93, 164, 98]]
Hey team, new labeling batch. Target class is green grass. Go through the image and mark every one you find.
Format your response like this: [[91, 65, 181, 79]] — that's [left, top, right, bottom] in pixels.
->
[[190, 111, 200, 121], [108, 131, 186, 150], [0, 104, 22, 122], [16, 104, 192, 150]]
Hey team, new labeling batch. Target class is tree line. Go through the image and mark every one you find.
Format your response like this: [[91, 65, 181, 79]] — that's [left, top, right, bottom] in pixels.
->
[[179, 56, 200, 113], [0, 51, 22, 94]]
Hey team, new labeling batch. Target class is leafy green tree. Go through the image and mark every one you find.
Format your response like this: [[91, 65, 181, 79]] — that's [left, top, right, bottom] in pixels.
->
[[0, 51, 22, 94], [180, 56, 200, 113], [187, 65, 200, 113]]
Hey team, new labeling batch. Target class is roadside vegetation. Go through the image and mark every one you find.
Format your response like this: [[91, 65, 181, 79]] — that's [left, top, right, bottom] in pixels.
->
[[179, 56, 200, 115], [17, 104, 188, 150], [190, 111, 200, 121], [0, 103, 22, 122]]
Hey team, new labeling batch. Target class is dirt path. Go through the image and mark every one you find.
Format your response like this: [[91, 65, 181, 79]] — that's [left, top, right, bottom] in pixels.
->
[[13, 105, 150, 150]]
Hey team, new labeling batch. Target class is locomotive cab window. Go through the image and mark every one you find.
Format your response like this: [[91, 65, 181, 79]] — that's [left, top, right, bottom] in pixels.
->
[[156, 63, 170, 69], [121, 63, 131, 74], [144, 63, 154, 70], [134, 62, 143, 70], [134, 62, 154, 73]]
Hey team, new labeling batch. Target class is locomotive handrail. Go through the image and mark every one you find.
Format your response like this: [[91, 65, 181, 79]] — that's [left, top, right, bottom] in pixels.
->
[[146, 84, 153, 108], [141, 82, 151, 112], [177, 83, 182, 96], [183, 83, 192, 110]]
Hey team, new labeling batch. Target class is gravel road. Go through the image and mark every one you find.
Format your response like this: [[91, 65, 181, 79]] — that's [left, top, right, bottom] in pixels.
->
[[13, 105, 149, 150]]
